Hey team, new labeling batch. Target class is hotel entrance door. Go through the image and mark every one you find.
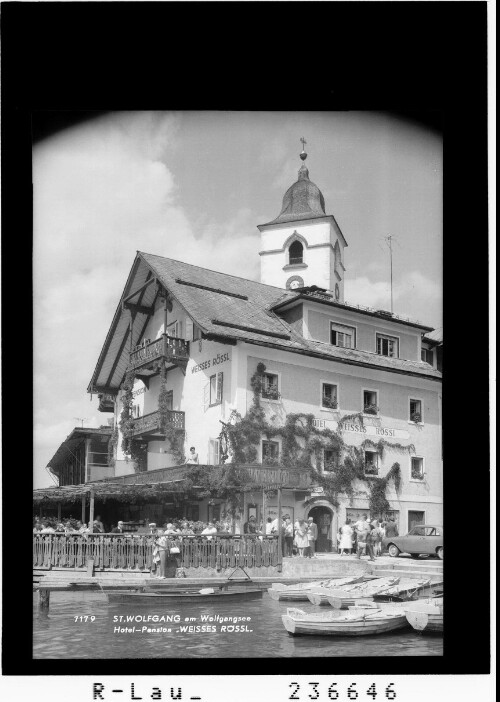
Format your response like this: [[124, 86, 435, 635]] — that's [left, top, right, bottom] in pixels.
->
[[308, 506, 334, 552]]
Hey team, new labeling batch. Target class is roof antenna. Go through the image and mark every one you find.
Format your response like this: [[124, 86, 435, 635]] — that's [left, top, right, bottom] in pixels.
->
[[300, 136, 307, 161], [73, 417, 88, 428]]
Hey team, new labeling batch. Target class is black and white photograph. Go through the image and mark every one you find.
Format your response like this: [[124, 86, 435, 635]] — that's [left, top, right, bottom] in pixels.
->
[[31, 111, 445, 659], [0, 2, 492, 701]]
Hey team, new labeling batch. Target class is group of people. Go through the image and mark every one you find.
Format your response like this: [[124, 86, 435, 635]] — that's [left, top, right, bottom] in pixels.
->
[[33, 516, 106, 534], [243, 515, 318, 558], [337, 517, 399, 560]]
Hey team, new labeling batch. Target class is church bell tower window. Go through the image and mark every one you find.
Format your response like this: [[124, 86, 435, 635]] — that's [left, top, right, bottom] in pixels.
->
[[289, 240, 304, 265]]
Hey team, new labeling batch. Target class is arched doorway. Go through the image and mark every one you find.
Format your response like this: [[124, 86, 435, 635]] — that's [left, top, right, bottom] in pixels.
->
[[307, 503, 336, 553]]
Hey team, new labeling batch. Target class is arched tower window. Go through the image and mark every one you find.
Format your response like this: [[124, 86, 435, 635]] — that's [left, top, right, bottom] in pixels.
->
[[289, 240, 304, 265]]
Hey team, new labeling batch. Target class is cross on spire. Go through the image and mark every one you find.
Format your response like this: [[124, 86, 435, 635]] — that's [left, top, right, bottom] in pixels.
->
[[299, 137, 308, 161]]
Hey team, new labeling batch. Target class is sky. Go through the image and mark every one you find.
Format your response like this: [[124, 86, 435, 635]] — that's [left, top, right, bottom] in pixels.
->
[[33, 111, 443, 488]]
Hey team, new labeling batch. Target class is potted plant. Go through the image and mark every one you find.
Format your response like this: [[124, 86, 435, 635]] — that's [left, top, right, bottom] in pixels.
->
[[262, 385, 280, 400], [410, 412, 422, 423], [363, 404, 379, 415], [322, 396, 338, 410]]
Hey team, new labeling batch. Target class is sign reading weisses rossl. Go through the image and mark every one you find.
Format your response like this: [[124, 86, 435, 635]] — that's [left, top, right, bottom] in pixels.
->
[[312, 418, 410, 440]]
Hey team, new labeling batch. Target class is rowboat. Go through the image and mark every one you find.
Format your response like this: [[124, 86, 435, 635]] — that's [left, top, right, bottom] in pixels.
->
[[106, 587, 263, 603], [282, 606, 409, 637], [372, 578, 431, 602], [268, 575, 364, 602], [404, 597, 443, 633], [326, 577, 400, 609]]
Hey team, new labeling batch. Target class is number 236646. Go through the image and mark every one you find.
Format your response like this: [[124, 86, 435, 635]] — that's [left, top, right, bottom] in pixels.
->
[[289, 682, 397, 700]]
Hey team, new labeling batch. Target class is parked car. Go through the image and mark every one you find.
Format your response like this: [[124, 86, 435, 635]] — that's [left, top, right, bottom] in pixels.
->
[[383, 524, 443, 559]]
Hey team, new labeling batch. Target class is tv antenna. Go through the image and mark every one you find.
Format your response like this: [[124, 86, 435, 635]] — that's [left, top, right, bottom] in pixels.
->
[[73, 417, 88, 428]]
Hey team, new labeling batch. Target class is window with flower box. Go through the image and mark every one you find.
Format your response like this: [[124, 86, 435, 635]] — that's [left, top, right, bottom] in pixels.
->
[[323, 449, 339, 473], [321, 383, 338, 410], [363, 390, 379, 415], [411, 456, 425, 480], [261, 372, 280, 400], [409, 398, 423, 423], [364, 450, 379, 476], [262, 440, 280, 464]]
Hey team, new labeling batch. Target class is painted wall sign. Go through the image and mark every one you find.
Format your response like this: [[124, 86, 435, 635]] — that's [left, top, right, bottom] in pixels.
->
[[312, 418, 410, 440], [191, 351, 231, 374], [132, 386, 147, 398]]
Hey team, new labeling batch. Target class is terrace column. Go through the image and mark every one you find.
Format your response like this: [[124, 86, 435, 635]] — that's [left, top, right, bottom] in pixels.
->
[[277, 485, 282, 571], [57, 503, 61, 521], [84, 438, 91, 483], [81, 493, 86, 523], [89, 488, 95, 533]]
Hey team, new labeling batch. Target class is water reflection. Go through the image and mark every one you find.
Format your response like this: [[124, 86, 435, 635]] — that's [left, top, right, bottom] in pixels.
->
[[33, 591, 442, 659]]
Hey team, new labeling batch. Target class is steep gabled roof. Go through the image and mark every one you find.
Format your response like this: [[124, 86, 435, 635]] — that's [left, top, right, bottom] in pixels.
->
[[87, 251, 441, 394]]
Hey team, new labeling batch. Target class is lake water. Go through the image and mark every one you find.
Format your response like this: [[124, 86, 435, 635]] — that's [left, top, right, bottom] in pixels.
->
[[33, 591, 442, 659]]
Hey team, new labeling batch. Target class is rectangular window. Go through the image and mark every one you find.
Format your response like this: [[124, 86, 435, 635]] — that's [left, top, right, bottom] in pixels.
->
[[331, 323, 355, 349], [408, 510, 425, 531], [323, 449, 338, 472], [209, 372, 223, 406], [411, 456, 424, 480], [262, 440, 279, 464], [421, 348, 434, 364], [364, 450, 379, 475], [321, 383, 338, 409], [363, 390, 379, 415], [262, 372, 280, 400], [166, 320, 182, 338], [376, 334, 399, 357], [409, 398, 422, 423], [208, 439, 220, 465]]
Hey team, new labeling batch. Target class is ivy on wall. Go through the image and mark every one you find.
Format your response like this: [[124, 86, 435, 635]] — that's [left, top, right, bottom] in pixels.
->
[[118, 365, 186, 470], [221, 363, 413, 517]]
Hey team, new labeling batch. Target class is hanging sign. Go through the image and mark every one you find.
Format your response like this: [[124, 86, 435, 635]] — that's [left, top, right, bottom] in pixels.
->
[[312, 418, 410, 440]]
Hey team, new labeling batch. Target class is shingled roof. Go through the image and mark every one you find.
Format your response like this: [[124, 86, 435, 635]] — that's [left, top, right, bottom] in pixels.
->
[[87, 251, 441, 393]]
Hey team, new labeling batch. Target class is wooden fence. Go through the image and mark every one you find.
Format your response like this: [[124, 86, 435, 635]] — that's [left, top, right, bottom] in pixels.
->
[[33, 533, 280, 571]]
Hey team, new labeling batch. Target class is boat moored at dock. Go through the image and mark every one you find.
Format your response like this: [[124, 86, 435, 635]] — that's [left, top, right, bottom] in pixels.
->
[[281, 607, 409, 637], [269, 576, 364, 602], [404, 597, 443, 632]]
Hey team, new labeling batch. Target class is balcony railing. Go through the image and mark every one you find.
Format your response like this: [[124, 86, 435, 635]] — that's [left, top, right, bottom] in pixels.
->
[[129, 335, 189, 372], [130, 409, 185, 438]]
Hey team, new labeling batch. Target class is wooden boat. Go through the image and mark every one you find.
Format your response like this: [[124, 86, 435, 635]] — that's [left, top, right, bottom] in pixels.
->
[[282, 607, 409, 637], [268, 575, 364, 602], [404, 597, 443, 633], [326, 577, 400, 609], [372, 578, 431, 602], [106, 586, 263, 603]]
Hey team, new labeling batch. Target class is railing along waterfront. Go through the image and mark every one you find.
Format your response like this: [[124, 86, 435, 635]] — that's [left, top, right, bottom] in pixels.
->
[[33, 533, 280, 570], [130, 409, 185, 437], [129, 335, 189, 371]]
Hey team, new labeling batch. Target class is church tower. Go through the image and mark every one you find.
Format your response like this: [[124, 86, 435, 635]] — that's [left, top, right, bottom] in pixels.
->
[[258, 141, 348, 301]]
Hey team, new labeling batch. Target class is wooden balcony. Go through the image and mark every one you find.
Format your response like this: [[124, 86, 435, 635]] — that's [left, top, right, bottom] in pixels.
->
[[130, 409, 185, 439], [128, 335, 189, 374], [97, 392, 116, 413]]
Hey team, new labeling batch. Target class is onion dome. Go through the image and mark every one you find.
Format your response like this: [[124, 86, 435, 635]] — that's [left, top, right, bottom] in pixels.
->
[[264, 146, 327, 225]]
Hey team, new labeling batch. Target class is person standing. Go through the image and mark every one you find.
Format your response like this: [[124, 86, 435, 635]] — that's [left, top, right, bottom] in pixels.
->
[[339, 521, 353, 555], [112, 521, 125, 534], [243, 516, 258, 534], [265, 517, 273, 536], [186, 447, 199, 464], [284, 517, 294, 556], [366, 524, 377, 561], [294, 520, 309, 557], [355, 517, 370, 559], [306, 516, 318, 558], [385, 518, 399, 538]]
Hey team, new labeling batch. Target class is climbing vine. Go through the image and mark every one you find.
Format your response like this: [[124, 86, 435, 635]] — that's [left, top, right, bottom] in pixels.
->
[[220, 363, 413, 517], [119, 365, 186, 469], [107, 426, 119, 468]]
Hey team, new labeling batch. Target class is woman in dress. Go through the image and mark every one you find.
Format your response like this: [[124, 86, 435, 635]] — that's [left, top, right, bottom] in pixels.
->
[[294, 520, 309, 557], [339, 520, 353, 555]]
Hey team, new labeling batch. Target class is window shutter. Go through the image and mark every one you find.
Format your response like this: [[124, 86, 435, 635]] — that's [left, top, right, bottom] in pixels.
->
[[185, 318, 194, 341], [203, 383, 209, 413], [217, 372, 223, 403]]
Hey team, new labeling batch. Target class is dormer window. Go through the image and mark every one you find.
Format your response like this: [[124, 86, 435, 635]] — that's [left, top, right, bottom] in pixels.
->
[[289, 240, 303, 265], [376, 333, 399, 358], [331, 323, 355, 349]]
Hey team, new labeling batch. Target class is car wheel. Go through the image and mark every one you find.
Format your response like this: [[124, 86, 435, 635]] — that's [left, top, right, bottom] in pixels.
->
[[437, 547, 443, 560], [388, 544, 400, 558], [410, 553, 420, 559]]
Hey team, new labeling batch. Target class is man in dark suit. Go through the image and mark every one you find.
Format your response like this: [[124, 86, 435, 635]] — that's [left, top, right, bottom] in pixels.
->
[[112, 520, 125, 533]]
